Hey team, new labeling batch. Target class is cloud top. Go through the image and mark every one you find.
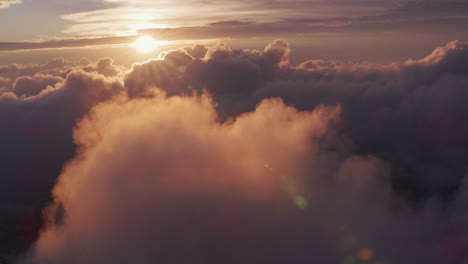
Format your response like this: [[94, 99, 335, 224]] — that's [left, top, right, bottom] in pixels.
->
[[1, 39, 468, 264]]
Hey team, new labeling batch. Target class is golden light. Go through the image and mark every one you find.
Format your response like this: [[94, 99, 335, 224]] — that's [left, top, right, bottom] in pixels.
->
[[133, 35, 159, 53]]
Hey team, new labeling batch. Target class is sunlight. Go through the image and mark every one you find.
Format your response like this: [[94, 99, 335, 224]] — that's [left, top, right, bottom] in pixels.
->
[[133, 35, 159, 53]]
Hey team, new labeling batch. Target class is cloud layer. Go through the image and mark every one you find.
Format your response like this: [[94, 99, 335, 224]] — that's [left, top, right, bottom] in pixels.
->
[[123, 39, 468, 202], [1, 39, 468, 263], [0, 0, 21, 9], [0, 58, 126, 261]]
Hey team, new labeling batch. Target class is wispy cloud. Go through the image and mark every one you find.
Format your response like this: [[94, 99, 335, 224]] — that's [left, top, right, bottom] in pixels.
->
[[0, 36, 135, 51], [55, 0, 468, 38], [1, 0, 468, 48], [58, 0, 398, 36], [0, 0, 21, 9]]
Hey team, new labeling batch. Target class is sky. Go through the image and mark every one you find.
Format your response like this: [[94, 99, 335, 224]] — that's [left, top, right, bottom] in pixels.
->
[[4, 0, 398, 40], [1, 1, 468, 264], [1, 0, 468, 55], [0, 0, 467, 66]]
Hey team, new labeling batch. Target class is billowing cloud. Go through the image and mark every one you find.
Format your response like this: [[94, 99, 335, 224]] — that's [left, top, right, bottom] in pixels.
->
[[0, 57, 125, 88], [12, 74, 64, 97], [117, 40, 463, 202], [0, 58, 75, 82], [2, 39, 468, 264], [119, 39, 468, 205], [0, 76, 9, 91], [0, 64, 125, 261], [82, 58, 125, 77], [22, 96, 350, 264], [19, 95, 468, 264], [0, 0, 21, 9], [125, 40, 290, 100]]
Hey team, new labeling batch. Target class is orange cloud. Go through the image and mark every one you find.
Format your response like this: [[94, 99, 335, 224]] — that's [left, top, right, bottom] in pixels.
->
[[26, 95, 342, 264], [2, 40, 468, 264]]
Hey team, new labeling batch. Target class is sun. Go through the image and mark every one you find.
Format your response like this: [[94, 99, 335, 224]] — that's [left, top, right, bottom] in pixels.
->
[[133, 35, 159, 53]]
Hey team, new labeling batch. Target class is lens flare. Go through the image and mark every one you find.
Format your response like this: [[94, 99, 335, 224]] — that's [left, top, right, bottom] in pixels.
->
[[357, 247, 374, 262]]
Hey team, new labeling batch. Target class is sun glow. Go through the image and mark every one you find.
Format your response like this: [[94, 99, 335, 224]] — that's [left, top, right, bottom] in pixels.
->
[[133, 35, 160, 53]]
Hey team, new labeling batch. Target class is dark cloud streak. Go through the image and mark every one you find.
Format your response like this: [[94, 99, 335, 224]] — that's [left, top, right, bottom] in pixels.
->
[[0, 36, 134, 52]]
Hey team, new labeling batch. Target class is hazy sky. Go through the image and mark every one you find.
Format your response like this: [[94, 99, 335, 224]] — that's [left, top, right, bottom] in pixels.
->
[[1, 0, 468, 43]]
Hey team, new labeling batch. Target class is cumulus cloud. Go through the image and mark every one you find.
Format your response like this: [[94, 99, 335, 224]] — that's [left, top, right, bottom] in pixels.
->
[[183, 44, 208, 59], [20, 94, 468, 264], [125, 40, 290, 103], [0, 76, 9, 92], [81, 58, 125, 77], [0, 58, 125, 91], [2, 39, 468, 263], [0, 59, 74, 88], [22, 96, 348, 264], [120, 40, 468, 202], [12, 75, 64, 97], [0, 66, 125, 261]]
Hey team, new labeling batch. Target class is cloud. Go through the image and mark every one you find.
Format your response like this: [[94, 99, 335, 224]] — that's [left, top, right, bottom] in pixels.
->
[[2, 39, 468, 263], [1, 0, 468, 52], [12, 75, 64, 97], [398, 0, 468, 13], [0, 76, 9, 91], [21, 96, 351, 264], [0, 0, 21, 9], [0, 58, 75, 82], [183, 44, 208, 59], [0, 1, 466, 51], [82, 58, 125, 77], [57, 0, 395, 36], [120, 40, 468, 203], [0, 65, 125, 261], [0, 36, 135, 52], [123, 40, 291, 103], [0, 57, 125, 89], [19, 95, 468, 264]]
